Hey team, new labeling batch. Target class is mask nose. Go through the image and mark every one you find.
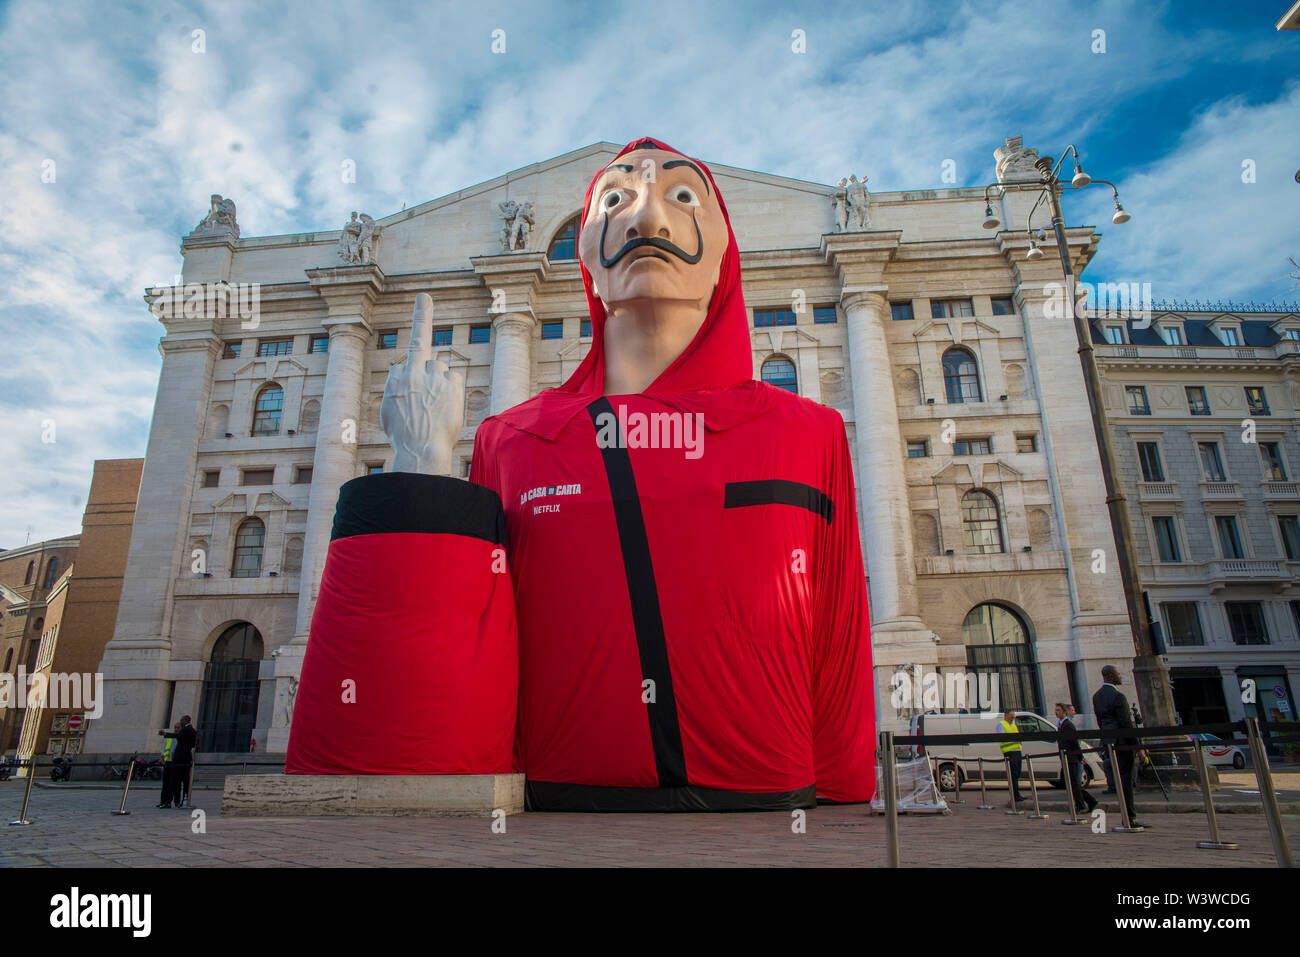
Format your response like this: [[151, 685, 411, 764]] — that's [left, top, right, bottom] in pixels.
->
[[623, 189, 672, 245]]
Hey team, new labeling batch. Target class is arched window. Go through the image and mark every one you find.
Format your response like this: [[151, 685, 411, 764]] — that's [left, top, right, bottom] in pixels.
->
[[961, 489, 1004, 554], [251, 384, 284, 436], [42, 557, 61, 588], [961, 603, 1042, 713], [231, 518, 266, 578], [547, 215, 580, 261], [761, 356, 798, 394], [3, 649, 12, 672], [24, 561, 34, 585], [942, 347, 982, 403]]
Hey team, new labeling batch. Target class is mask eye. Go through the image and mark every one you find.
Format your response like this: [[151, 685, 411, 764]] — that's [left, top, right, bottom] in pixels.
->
[[600, 189, 626, 212], [669, 184, 700, 206]]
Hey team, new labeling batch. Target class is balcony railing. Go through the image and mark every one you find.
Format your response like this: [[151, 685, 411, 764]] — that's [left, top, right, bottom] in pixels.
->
[[1201, 481, 1243, 499], [1138, 482, 1178, 500], [1263, 481, 1300, 499]]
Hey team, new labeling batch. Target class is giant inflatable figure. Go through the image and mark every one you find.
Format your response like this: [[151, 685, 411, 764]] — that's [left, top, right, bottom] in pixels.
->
[[286, 137, 876, 810]]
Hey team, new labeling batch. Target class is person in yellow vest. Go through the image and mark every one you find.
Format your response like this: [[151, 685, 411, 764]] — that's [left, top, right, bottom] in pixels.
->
[[156, 721, 180, 809], [999, 708, 1025, 804]]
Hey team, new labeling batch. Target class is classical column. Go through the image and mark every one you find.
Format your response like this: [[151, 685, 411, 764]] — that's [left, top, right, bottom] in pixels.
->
[[489, 312, 536, 415], [840, 288, 927, 636]]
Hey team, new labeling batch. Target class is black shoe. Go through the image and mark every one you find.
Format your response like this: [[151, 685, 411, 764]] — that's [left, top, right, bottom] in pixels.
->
[[155, 803, 167, 808]]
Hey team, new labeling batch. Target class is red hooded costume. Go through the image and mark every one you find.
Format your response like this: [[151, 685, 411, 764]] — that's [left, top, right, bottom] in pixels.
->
[[287, 137, 876, 810]]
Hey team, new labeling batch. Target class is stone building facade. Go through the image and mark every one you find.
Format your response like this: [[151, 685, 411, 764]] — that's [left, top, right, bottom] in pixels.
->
[[1093, 308, 1300, 727], [86, 136, 1142, 756]]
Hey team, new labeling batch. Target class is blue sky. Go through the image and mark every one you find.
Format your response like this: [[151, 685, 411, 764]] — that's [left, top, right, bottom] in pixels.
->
[[0, 0, 1297, 545]]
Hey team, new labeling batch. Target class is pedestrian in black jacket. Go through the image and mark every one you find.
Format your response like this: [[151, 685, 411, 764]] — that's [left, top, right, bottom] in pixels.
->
[[1092, 666, 1144, 827], [1054, 702, 1097, 812], [158, 716, 198, 808]]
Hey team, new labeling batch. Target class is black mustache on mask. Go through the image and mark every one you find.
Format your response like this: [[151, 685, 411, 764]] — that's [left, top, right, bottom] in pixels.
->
[[598, 207, 704, 268]]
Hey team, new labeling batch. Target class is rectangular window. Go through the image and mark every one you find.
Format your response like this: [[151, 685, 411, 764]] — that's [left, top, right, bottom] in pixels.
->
[[953, 437, 992, 456], [990, 296, 1015, 316], [931, 298, 974, 319], [1285, 329, 1300, 341], [1226, 602, 1269, 645], [753, 309, 797, 327], [890, 302, 914, 321], [1245, 386, 1270, 415], [293, 466, 313, 485], [541, 321, 564, 340], [580, 319, 592, 338], [309, 335, 329, 354], [1219, 328, 1241, 346], [222, 342, 241, 359], [1279, 515, 1300, 560], [1261, 442, 1288, 481], [813, 306, 837, 324], [1198, 442, 1226, 482], [906, 440, 929, 458], [367, 464, 384, 475], [240, 468, 274, 486], [1216, 515, 1245, 559], [1152, 516, 1181, 562], [469, 325, 491, 344], [377, 331, 398, 349], [1137, 442, 1164, 482], [433, 327, 453, 346], [257, 338, 293, 357], [1163, 603, 1205, 647], [1160, 326, 1185, 345], [1104, 326, 1125, 345], [201, 470, 220, 488], [1125, 385, 1150, 415], [1015, 434, 1037, 453], [1185, 386, 1210, 415]]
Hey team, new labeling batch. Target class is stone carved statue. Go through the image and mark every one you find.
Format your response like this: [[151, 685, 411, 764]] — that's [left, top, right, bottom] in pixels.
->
[[189, 194, 239, 240], [831, 179, 850, 232], [499, 199, 535, 252], [994, 136, 1042, 184], [338, 212, 382, 264], [845, 174, 870, 230]]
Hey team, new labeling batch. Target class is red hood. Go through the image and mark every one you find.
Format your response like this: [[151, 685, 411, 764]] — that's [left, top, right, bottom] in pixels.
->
[[492, 136, 794, 440]]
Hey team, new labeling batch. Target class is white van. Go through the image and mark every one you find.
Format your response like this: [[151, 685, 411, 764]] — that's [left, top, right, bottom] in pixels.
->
[[908, 711, 1105, 794]]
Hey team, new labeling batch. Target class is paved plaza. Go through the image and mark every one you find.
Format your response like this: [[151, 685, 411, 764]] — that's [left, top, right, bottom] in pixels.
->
[[3, 779, 1297, 868]]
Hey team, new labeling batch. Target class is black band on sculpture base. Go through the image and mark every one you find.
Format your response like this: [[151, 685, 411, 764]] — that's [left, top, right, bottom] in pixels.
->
[[330, 472, 507, 545], [525, 780, 817, 812]]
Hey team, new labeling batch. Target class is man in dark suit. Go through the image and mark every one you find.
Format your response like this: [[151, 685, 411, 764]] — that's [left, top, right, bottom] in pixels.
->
[[1092, 666, 1143, 827], [1054, 702, 1097, 813], [158, 715, 198, 808]]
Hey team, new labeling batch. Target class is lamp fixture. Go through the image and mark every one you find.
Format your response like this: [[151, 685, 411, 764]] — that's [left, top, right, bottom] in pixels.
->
[[1026, 242, 1044, 262], [982, 205, 1000, 229], [1112, 201, 1131, 224], [1071, 163, 1091, 188]]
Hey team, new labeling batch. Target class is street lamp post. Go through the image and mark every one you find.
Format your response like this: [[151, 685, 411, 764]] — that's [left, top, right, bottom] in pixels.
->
[[983, 147, 1176, 727]]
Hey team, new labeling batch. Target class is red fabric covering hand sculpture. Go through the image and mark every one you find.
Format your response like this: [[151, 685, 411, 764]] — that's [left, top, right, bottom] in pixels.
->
[[287, 137, 876, 810]]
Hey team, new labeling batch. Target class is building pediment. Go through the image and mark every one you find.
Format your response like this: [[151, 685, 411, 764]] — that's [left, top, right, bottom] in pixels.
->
[[931, 461, 975, 483], [912, 319, 998, 344], [981, 459, 1023, 482]]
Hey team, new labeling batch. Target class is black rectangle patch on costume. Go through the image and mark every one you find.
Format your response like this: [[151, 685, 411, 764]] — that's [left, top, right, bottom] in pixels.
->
[[330, 472, 507, 545], [724, 479, 833, 524]]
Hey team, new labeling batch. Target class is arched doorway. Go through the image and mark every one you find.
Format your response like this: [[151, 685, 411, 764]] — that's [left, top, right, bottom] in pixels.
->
[[197, 622, 264, 752], [960, 603, 1042, 714]]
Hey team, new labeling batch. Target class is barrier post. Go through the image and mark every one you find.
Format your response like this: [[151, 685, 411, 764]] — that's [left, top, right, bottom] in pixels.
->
[[948, 757, 964, 805], [881, 731, 900, 868], [111, 758, 136, 816], [976, 756, 993, 809], [8, 759, 37, 827], [1060, 749, 1084, 826], [183, 761, 197, 809], [1245, 718, 1293, 868], [1192, 739, 1237, 851], [1026, 755, 1047, 819], [1108, 742, 1143, 832], [1004, 756, 1024, 815]]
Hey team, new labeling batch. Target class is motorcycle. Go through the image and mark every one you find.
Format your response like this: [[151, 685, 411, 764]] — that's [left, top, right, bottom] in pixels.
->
[[50, 757, 73, 782]]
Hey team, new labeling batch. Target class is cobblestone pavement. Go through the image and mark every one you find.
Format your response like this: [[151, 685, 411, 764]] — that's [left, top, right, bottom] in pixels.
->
[[3, 781, 1297, 867]]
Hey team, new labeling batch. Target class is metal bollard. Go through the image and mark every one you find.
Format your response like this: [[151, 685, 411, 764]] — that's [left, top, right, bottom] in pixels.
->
[[183, 761, 197, 809], [8, 758, 38, 827], [947, 757, 965, 805], [112, 758, 137, 816], [1060, 749, 1084, 825], [1245, 718, 1293, 868], [1026, 755, 1047, 819], [1004, 755, 1024, 814], [881, 731, 900, 868], [1192, 740, 1237, 850], [1108, 743, 1142, 832], [976, 756, 993, 809]]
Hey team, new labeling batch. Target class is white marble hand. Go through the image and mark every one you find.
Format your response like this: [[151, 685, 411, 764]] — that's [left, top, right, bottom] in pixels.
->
[[381, 293, 464, 475]]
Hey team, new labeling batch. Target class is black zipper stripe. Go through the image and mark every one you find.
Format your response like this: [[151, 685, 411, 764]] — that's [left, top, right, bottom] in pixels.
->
[[724, 479, 833, 524], [587, 398, 688, 788]]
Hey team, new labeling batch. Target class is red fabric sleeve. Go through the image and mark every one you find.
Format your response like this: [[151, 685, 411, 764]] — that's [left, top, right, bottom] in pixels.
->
[[810, 419, 876, 802], [285, 473, 517, 775]]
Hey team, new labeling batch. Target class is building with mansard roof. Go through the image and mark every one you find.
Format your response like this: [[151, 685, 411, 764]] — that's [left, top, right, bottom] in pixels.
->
[[85, 136, 1148, 757]]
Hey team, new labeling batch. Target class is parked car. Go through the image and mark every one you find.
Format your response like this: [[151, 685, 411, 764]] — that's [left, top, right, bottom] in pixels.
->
[[1187, 732, 1247, 769], [908, 711, 1105, 793]]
